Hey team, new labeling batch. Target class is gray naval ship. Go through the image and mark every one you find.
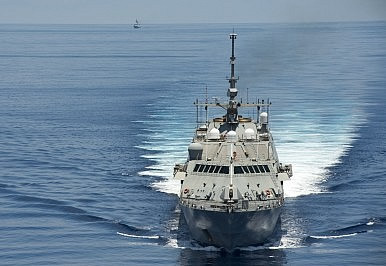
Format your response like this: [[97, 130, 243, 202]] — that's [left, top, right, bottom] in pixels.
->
[[173, 33, 293, 251]]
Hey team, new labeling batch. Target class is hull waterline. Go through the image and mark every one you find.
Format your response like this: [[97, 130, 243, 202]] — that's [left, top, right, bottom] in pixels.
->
[[181, 204, 281, 251]]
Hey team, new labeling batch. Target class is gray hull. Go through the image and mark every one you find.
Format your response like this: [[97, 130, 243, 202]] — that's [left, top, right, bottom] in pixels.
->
[[181, 204, 281, 251]]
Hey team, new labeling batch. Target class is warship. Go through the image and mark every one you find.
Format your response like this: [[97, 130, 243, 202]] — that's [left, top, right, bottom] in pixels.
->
[[173, 33, 292, 251]]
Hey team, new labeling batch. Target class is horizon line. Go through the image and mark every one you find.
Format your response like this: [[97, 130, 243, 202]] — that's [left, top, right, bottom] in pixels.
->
[[0, 19, 385, 26]]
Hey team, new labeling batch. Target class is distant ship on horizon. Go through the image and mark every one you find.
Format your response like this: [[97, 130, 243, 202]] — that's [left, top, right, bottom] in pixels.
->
[[133, 19, 141, 29]]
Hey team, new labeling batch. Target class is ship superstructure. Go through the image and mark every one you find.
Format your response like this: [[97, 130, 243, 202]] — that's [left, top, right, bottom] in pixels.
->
[[173, 33, 292, 251]]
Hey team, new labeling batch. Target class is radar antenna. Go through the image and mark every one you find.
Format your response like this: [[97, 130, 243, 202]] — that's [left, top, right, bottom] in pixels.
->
[[226, 32, 239, 124], [193, 32, 271, 126], [228, 33, 238, 90]]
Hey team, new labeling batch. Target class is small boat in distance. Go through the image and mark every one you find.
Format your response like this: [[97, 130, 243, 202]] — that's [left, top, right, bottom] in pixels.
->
[[133, 19, 141, 29]]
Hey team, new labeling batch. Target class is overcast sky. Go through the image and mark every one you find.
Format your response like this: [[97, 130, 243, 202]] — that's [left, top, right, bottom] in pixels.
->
[[0, 0, 385, 24]]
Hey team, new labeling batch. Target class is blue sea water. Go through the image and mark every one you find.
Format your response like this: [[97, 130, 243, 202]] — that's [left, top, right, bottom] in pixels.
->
[[0, 22, 385, 265]]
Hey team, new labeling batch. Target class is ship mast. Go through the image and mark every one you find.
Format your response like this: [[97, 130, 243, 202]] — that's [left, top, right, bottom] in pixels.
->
[[193, 32, 272, 127], [228, 33, 237, 89], [226, 33, 239, 124]]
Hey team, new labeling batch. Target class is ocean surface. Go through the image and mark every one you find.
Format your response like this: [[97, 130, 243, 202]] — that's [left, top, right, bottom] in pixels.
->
[[0, 22, 385, 265]]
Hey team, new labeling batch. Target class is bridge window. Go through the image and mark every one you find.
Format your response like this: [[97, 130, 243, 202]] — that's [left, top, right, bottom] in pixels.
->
[[203, 165, 210, 172], [193, 164, 201, 172], [193, 164, 230, 174], [234, 166, 243, 174], [241, 166, 249, 173], [208, 165, 215, 173], [258, 165, 265, 173], [248, 165, 255, 173], [214, 165, 221, 173], [219, 166, 229, 174], [253, 165, 260, 173], [218, 164, 271, 175]]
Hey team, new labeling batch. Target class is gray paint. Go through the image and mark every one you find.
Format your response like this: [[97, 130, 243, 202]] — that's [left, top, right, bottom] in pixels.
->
[[174, 33, 292, 251]]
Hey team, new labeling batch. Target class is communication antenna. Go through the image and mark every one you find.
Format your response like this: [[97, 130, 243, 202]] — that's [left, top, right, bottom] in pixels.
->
[[267, 98, 270, 123], [205, 85, 208, 124], [226, 32, 239, 123], [228, 33, 238, 90], [247, 87, 250, 118], [195, 98, 199, 128]]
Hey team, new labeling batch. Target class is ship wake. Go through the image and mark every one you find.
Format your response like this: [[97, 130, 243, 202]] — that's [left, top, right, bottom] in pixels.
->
[[136, 106, 367, 198]]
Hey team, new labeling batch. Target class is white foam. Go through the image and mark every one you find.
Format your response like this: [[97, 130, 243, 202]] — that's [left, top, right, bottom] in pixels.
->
[[140, 152, 186, 160], [165, 238, 180, 248], [116, 232, 160, 239], [124, 242, 159, 246], [165, 238, 222, 251], [135, 113, 191, 194], [271, 236, 305, 249], [138, 170, 169, 178], [309, 233, 358, 239], [135, 144, 187, 152], [152, 177, 181, 195], [165, 236, 304, 251], [273, 112, 367, 198]]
